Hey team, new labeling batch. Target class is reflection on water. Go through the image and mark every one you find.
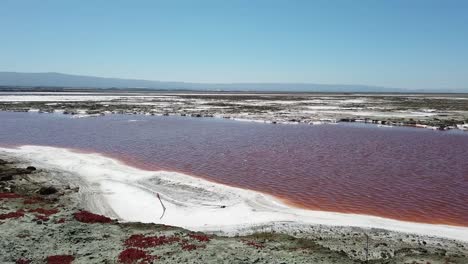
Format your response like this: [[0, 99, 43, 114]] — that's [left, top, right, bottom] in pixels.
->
[[1, 112, 467, 226]]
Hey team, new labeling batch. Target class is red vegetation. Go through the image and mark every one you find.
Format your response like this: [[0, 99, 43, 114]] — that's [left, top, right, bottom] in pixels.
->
[[118, 248, 159, 264], [46, 255, 75, 264], [188, 233, 211, 242], [73, 210, 112, 223], [124, 234, 180, 248], [29, 208, 59, 216], [179, 238, 206, 251], [28, 208, 58, 222], [0, 209, 25, 220], [0, 192, 22, 199], [16, 258, 31, 264], [242, 240, 265, 249], [23, 197, 45, 204], [56, 218, 66, 224], [181, 243, 199, 251]]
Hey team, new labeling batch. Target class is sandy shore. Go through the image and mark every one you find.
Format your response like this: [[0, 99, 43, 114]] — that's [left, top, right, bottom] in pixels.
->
[[1, 147, 468, 263], [2, 145, 468, 242]]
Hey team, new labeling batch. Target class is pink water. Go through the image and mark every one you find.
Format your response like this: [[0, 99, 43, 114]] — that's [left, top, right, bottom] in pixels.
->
[[1, 112, 467, 226]]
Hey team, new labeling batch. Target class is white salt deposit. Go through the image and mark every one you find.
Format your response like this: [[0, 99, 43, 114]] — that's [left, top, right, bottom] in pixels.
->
[[1, 145, 468, 242]]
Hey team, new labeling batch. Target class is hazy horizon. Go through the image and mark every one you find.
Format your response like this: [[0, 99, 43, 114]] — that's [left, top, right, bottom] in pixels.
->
[[2, 71, 464, 92]]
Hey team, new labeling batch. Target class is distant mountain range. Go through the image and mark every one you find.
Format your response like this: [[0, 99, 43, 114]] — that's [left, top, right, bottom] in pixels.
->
[[0, 72, 464, 93]]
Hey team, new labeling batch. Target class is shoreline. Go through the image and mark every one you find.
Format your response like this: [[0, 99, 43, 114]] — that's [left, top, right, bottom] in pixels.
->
[[6, 108, 468, 132], [5, 142, 467, 228], [1, 91, 468, 131], [2, 146, 468, 263], [11, 143, 468, 228], [2, 145, 468, 243]]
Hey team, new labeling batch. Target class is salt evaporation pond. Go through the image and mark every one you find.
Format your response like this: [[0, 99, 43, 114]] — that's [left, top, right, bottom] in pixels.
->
[[0, 111, 467, 226]]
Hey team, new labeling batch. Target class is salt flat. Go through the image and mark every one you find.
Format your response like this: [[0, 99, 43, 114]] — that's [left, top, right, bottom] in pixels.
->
[[1, 92, 468, 128]]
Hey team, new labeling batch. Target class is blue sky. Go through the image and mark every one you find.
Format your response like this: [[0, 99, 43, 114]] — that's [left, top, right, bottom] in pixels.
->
[[1, 0, 467, 90]]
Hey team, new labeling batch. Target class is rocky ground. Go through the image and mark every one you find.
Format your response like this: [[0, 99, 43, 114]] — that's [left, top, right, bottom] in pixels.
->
[[1, 91, 468, 130], [1, 156, 468, 263]]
